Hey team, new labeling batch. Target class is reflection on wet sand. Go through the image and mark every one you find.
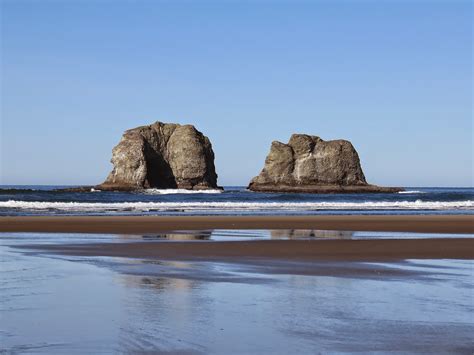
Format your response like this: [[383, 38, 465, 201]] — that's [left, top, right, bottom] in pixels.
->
[[112, 229, 472, 242], [117, 230, 213, 241], [142, 230, 212, 241], [2, 232, 474, 354], [137, 275, 196, 292], [118, 229, 353, 241], [271, 229, 353, 239], [113, 259, 474, 354]]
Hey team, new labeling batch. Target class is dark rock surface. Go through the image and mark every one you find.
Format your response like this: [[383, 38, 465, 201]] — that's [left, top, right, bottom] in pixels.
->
[[97, 121, 220, 191], [248, 134, 402, 193]]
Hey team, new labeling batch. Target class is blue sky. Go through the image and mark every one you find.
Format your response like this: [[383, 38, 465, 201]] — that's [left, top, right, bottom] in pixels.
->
[[1, 0, 472, 186]]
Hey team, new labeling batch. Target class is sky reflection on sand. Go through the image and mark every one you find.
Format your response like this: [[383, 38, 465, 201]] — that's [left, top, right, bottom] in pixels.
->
[[1, 232, 473, 354], [1, 229, 472, 244]]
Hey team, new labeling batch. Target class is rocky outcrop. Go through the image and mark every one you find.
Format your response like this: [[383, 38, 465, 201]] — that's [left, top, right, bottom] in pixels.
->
[[248, 134, 402, 193], [97, 121, 220, 191]]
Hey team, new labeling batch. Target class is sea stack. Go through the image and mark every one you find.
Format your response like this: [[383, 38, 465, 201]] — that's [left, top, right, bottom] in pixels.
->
[[248, 134, 402, 193], [98, 121, 220, 191]]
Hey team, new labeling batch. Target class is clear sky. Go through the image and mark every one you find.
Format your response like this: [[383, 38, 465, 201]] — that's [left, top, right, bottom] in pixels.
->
[[1, 0, 472, 187]]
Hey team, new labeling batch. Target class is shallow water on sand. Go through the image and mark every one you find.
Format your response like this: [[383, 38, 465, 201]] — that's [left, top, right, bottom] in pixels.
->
[[1, 232, 473, 354], [2, 229, 472, 243]]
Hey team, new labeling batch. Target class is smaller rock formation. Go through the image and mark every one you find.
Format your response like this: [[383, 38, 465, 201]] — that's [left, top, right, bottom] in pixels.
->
[[97, 121, 220, 191], [248, 134, 402, 193]]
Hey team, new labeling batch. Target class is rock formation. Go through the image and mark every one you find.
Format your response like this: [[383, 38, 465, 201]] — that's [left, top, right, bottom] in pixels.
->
[[248, 134, 402, 193], [97, 121, 220, 191]]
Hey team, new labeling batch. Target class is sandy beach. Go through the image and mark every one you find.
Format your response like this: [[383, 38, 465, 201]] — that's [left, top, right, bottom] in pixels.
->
[[1, 215, 473, 234]]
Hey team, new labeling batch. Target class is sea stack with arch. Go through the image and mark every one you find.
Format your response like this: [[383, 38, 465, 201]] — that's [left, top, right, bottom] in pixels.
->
[[248, 134, 402, 193], [97, 121, 221, 191]]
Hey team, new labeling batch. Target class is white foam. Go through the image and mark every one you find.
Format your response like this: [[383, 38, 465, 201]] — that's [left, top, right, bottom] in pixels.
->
[[0, 200, 472, 212], [144, 189, 223, 195], [398, 190, 425, 194]]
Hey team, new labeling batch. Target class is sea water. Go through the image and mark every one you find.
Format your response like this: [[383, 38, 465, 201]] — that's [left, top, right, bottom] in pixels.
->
[[0, 186, 472, 216]]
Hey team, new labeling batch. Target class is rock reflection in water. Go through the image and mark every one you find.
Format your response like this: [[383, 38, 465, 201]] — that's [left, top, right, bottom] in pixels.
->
[[271, 229, 353, 239], [121, 273, 196, 292], [142, 230, 212, 241], [140, 276, 196, 291]]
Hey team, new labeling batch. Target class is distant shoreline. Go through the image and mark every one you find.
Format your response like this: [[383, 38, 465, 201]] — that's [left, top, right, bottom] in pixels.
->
[[1, 215, 473, 234]]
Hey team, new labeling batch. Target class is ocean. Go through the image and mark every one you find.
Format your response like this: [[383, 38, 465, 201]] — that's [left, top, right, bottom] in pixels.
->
[[0, 185, 472, 216]]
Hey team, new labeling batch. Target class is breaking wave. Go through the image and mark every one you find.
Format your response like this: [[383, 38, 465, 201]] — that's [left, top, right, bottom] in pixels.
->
[[144, 189, 223, 195], [0, 200, 472, 212], [398, 190, 425, 194]]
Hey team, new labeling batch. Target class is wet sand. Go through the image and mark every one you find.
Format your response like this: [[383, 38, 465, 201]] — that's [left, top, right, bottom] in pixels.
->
[[22, 238, 474, 261], [2, 231, 474, 353], [1, 215, 473, 234]]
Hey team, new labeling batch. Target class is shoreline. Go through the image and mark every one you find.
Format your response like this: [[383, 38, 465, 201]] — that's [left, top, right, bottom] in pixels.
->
[[0, 215, 473, 234]]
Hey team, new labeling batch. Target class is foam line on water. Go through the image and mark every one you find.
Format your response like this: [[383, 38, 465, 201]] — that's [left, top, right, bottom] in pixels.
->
[[398, 190, 425, 194], [144, 189, 223, 194], [0, 200, 472, 212]]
